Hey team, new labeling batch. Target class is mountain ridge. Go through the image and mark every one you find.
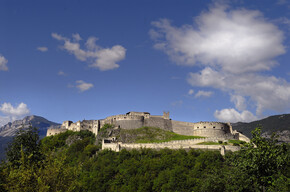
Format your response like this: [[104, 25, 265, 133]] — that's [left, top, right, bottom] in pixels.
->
[[0, 115, 61, 160], [232, 114, 290, 143]]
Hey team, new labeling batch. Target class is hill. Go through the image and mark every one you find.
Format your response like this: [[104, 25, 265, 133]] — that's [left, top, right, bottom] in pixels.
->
[[0, 115, 60, 160], [97, 125, 203, 144], [232, 114, 290, 143]]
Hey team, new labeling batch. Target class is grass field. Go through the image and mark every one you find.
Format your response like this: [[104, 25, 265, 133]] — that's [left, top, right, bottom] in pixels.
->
[[119, 127, 204, 143]]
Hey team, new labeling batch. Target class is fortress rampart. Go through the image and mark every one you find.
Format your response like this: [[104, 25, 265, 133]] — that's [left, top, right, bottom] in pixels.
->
[[46, 128, 67, 136], [101, 138, 241, 155], [47, 111, 249, 144]]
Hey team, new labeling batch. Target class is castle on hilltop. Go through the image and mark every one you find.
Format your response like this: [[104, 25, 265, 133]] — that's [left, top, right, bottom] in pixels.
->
[[46, 111, 249, 142]]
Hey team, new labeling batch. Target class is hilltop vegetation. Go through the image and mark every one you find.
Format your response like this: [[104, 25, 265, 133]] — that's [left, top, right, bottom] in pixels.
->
[[0, 126, 289, 192], [97, 125, 203, 144]]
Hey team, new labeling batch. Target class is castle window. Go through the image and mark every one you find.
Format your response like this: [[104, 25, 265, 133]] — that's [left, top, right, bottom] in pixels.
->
[[204, 126, 206, 128]]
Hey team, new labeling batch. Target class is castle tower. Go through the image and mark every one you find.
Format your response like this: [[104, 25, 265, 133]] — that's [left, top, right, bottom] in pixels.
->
[[62, 120, 72, 129], [163, 111, 170, 119]]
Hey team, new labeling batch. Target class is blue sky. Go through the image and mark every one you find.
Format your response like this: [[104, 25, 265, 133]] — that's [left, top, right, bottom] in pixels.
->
[[1, 0, 290, 126]]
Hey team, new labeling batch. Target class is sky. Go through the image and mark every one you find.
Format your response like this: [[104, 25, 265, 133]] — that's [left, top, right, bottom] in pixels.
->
[[1, 0, 290, 126]]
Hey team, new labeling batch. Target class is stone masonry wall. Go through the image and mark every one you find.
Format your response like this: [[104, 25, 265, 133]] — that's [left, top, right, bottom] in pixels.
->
[[102, 140, 241, 153], [171, 120, 195, 135], [144, 117, 172, 131], [46, 128, 67, 136]]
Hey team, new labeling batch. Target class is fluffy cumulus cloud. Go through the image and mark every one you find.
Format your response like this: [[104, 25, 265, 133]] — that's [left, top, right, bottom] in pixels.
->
[[37, 46, 48, 52], [151, 4, 285, 74], [75, 80, 94, 92], [0, 55, 8, 71], [52, 33, 126, 71], [151, 3, 290, 122], [0, 102, 30, 126], [214, 108, 257, 123]]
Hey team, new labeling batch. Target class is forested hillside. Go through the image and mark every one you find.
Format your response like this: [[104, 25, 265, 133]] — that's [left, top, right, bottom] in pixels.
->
[[232, 114, 290, 142], [0, 127, 289, 192]]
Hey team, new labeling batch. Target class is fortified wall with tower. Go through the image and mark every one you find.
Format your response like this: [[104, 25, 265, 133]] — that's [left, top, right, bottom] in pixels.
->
[[46, 111, 249, 142]]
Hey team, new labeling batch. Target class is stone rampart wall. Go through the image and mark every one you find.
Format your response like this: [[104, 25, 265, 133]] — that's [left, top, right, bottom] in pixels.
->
[[115, 120, 144, 130], [102, 141, 240, 153], [193, 122, 230, 131], [193, 129, 231, 138], [238, 133, 251, 142], [144, 117, 172, 131], [46, 128, 67, 136], [171, 120, 195, 135]]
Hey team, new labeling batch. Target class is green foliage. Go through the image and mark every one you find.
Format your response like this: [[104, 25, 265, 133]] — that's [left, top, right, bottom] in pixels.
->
[[230, 126, 289, 191], [102, 123, 114, 130], [40, 130, 95, 153], [228, 139, 246, 145], [6, 126, 43, 167], [121, 126, 204, 143], [1, 125, 289, 191]]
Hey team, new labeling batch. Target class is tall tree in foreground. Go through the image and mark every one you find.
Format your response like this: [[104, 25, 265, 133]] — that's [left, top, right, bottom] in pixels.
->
[[230, 126, 289, 191], [5, 126, 43, 167]]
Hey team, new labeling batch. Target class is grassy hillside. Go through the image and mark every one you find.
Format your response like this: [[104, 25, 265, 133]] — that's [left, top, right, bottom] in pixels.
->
[[97, 126, 204, 144]]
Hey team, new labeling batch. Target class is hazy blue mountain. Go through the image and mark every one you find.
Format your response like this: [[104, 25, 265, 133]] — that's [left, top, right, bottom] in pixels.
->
[[0, 115, 61, 160], [232, 114, 290, 143]]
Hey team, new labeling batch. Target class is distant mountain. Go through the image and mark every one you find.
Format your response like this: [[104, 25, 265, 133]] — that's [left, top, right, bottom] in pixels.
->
[[0, 115, 61, 160], [232, 114, 290, 143]]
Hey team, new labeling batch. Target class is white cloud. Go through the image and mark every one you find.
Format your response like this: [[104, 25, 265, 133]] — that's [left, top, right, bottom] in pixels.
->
[[188, 67, 226, 88], [214, 108, 257, 123], [0, 55, 8, 71], [52, 33, 126, 71], [0, 102, 30, 126], [0, 116, 10, 127], [188, 70, 290, 116], [151, 3, 290, 118], [230, 95, 246, 111], [188, 89, 194, 95], [151, 4, 285, 74], [37, 47, 48, 52], [75, 80, 94, 92], [195, 90, 213, 98], [72, 33, 82, 41], [0, 102, 30, 116], [91, 45, 126, 71]]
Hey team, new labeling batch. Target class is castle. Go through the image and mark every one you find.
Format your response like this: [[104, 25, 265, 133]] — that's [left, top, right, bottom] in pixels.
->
[[46, 111, 249, 142]]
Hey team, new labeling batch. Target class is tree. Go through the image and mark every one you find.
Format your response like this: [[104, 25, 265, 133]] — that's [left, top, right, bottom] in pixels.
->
[[230, 126, 289, 191], [6, 126, 43, 167]]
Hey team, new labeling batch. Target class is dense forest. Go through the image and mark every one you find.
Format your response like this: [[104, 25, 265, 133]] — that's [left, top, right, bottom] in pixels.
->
[[0, 127, 289, 192]]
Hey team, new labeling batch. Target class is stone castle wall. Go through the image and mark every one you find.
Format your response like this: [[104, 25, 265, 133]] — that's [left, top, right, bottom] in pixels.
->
[[144, 117, 172, 131], [47, 111, 248, 143], [46, 128, 67, 136], [171, 120, 195, 135], [102, 138, 241, 154]]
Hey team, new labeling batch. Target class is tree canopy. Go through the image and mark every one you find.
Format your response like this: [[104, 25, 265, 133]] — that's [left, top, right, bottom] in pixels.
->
[[0, 126, 289, 192]]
